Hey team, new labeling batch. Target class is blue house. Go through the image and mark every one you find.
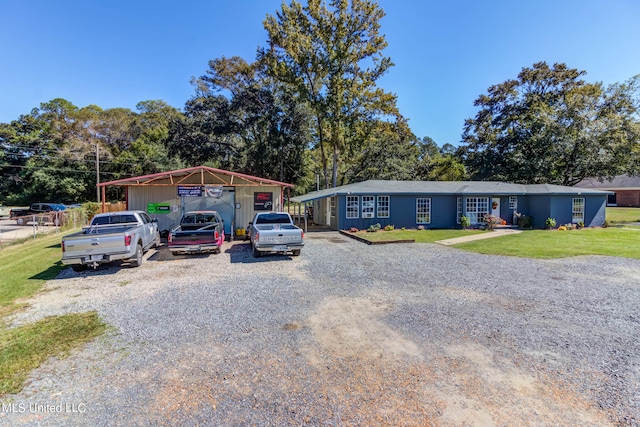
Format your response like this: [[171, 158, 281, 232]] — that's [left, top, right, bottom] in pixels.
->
[[291, 180, 611, 230]]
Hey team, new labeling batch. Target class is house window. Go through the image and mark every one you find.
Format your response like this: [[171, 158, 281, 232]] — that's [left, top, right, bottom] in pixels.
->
[[377, 196, 390, 218], [362, 196, 375, 218], [572, 198, 585, 223], [330, 197, 336, 218], [509, 196, 517, 210], [465, 197, 489, 223], [346, 196, 359, 219], [456, 197, 462, 224], [416, 198, 431, 224]]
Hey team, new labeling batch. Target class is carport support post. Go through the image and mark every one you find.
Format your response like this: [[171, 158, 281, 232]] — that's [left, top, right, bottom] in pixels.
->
[[304, 202, 308, 233], [286, 187, 290, 212]]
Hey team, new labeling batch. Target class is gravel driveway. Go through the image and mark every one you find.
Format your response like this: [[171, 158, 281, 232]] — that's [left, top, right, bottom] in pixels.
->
[[2, 232, 639, 426]]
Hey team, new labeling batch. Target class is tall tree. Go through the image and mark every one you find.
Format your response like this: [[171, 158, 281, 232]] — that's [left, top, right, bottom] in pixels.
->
[[261, 0, 398, 188], [174, 56, 313, 187], [459, 62, 639, 185]]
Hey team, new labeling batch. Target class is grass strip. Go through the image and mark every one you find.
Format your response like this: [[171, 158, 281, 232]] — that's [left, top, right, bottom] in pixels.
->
[[0, 233, 70, 316], [454, 227, 640, 259], [0, 229, 108, 396], [0, 311, 106, 396], [351, 229, 485, 243], [606, 207, 640, 225]]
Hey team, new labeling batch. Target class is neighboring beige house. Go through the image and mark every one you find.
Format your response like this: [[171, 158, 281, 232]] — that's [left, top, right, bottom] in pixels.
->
[[575, 175, 640, 207]]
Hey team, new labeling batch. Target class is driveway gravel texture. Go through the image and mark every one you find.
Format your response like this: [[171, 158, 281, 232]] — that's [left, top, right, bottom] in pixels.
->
[[1, 232, 639, 426]]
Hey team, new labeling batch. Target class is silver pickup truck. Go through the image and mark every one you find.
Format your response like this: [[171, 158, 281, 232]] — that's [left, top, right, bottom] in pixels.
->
[[248, 212, 304, 257], [61, 210, 160, 272]]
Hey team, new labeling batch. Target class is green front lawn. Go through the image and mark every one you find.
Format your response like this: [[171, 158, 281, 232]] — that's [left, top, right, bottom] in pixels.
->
[[0, 232, 106, 396], [352, 228, 485, 243], [455, 227, 640, 259], [607, 207, 640, 225]]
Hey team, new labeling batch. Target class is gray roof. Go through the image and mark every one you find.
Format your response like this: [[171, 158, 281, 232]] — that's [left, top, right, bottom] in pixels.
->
[[291, 180, 611, 203], [575, 174, 640, 190]]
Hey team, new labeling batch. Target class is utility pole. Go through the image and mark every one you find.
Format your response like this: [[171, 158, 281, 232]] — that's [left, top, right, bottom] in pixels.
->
[[96, 144, 100, 203]]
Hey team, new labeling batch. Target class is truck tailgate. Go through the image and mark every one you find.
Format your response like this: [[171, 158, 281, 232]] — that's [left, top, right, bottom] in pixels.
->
[[255, 225, 302, 245], [63, 233, 131, 259], [170, 230, 215, 246]]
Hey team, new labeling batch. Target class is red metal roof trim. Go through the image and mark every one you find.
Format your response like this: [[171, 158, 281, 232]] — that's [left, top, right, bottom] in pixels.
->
[[97, 165, 294, 187]]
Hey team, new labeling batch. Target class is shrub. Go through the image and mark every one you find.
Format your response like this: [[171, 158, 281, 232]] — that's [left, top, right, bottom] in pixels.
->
[[484, 215, 501, 230], [517, 215, 533, 229], [460, 216, 471, 229], [83, 202, 101, 224], [603, 220, 610, 228], [545, 217, 557, 230], [564, 223, 574, 230], [384, 224, 394, 231], [367, 223, 381, 232], [401, 227, 406, 231], [577, 221, 584, 229]]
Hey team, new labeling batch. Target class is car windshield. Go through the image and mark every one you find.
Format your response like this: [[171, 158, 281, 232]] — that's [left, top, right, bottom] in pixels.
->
[[183, 213, 218, 224], [255, 213, 290, 224], [92, 215, 137, 225]]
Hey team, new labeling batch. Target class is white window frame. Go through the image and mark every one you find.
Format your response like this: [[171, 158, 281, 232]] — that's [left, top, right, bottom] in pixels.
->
[[465, 197, 489, 224], [346, 196, 359, 219], [456, 197, 462, 224], [572, 198, 585, 223], [416, 198, 431, 224], [377, 196, 390, 218], [509, 196, 517, 210], [362, 196, 375, 218], [330, 197, 336, 218]]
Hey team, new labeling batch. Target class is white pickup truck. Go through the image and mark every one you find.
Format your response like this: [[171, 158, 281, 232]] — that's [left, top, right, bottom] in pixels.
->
[[61, 210, 160, 272], [248, 212, 304, 257]]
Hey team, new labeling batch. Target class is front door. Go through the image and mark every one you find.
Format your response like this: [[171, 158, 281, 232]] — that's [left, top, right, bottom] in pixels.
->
[[491, 197, 501, 220]]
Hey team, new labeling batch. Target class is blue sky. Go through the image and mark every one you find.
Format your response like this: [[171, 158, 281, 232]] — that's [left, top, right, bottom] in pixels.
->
[[1, 0, 639, 147]]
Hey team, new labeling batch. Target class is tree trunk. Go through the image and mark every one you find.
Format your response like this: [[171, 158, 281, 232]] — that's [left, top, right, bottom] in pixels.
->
[[332, 144, 339, 189], [316, 114, 329, 189]]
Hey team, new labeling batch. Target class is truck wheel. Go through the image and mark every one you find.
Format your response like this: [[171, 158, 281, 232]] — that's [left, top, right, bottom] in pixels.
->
[[292, 250, 301, 256], [130, 243, 143, 267], [71, 265, 88, 272], [16, 217, 24, 225], [252, 245, 261, 258]]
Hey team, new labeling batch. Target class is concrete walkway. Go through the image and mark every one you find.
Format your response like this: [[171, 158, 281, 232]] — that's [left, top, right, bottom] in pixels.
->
[[435, 228, 522, 246]]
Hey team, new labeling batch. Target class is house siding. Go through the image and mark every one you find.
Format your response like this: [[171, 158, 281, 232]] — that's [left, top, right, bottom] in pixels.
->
[[615, 190, 640, 207], [294, 181, 609, 231], [524, 195, 607, 228], [340, 194, 463, 230]]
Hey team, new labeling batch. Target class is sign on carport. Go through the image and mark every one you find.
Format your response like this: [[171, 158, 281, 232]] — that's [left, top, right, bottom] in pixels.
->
[[178, 186, 202, 197]]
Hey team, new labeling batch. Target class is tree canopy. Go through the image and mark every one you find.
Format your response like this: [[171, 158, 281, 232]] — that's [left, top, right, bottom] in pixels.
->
[[261, 0, 399, 188], [0, 98, 182, 204], [459, 62, 640, 185]]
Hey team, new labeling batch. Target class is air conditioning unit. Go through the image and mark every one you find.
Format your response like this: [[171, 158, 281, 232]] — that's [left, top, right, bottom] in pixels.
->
[[363, 212, 374, 218]]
